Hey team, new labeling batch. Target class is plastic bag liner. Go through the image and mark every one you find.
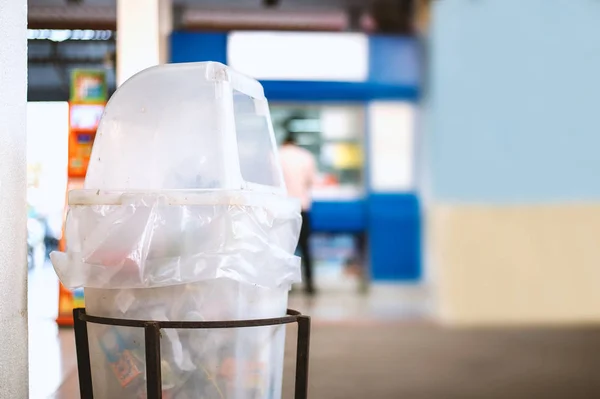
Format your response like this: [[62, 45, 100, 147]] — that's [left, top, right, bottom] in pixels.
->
[[51, 189, 302, 290]]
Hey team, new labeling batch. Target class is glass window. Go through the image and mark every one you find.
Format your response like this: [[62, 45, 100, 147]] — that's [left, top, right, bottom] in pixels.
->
[[270, 104, 365, 199]]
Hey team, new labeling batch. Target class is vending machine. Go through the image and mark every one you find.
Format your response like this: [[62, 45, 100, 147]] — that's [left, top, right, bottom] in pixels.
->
[[56, 69, 107, 326]]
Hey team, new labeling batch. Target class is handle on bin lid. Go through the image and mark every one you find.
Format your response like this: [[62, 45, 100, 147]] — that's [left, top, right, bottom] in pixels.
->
[[206, 62, 265, 100]]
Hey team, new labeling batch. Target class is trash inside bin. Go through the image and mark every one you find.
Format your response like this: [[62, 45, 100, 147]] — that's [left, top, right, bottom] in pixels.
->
[[51, 62, 302, 399]]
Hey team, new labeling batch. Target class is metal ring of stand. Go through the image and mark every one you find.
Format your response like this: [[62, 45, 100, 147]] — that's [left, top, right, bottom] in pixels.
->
[[73, 308, 311, 399]]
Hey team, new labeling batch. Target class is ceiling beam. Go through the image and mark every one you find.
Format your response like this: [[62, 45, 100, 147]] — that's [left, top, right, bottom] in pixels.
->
[[28, 5, 355, 31]]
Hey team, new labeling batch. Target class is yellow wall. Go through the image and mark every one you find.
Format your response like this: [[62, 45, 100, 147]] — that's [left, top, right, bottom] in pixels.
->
[[430, 204, 600, 325]]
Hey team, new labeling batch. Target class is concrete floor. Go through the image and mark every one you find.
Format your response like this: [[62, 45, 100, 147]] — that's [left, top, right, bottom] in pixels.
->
[[283, 322, 600, 399], [28, 266, 600, 398]]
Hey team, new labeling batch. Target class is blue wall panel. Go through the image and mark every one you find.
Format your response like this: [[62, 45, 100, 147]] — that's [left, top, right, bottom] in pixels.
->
[[369, 35, 421, 86], [368, 194, 421, 281], [262, 81, 418, 102], [170, 32, 227, 64], [311, 200, 366, 233], [428, 0, 600, 203]]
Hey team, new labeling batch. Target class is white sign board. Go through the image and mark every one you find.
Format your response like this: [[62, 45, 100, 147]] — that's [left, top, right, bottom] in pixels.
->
[[228, 31, 368, 82], [368, 102, 416, 192]]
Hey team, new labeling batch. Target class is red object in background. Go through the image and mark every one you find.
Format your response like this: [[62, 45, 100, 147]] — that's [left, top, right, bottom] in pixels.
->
[[56, 284, 77, 326], [68, 102, 104, 178], [314, 173, 339, 188]]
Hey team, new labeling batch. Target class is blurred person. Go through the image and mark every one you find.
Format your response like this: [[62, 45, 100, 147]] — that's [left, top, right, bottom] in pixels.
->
[[279, 130, 317, 295]]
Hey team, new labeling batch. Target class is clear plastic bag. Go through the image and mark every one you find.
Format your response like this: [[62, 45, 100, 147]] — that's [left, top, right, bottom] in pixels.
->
[[51, 190, 302, 290]]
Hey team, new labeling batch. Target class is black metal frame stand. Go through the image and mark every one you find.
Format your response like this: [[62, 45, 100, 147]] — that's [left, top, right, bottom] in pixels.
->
[[73, 308, 311, 399]]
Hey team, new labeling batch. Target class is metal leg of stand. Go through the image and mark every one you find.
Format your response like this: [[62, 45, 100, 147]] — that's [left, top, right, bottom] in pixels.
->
[[145, 322, 163, 399], [295, 315, 311, 399], [73, 308, 94, 399]]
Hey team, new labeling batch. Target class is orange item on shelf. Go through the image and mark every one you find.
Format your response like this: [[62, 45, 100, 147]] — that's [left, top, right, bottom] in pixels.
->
[[68, 102, 104, 178], [57, 284, 85, 326]]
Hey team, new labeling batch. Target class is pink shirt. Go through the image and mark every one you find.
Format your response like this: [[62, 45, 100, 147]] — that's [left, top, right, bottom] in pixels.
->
[[279, 144, 317, 211]]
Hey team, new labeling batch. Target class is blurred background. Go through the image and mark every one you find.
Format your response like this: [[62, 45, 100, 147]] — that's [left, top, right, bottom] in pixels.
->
[[23, 0, 600, 398]]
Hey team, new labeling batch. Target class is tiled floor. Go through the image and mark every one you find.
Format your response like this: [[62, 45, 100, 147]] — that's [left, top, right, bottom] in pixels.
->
[[28, 264, 432, 398], [32, 264, 600, 399]]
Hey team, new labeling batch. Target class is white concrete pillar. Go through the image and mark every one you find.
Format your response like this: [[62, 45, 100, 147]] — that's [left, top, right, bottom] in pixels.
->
[[0, 0, 28, 397], [117, 0, 172, 86]]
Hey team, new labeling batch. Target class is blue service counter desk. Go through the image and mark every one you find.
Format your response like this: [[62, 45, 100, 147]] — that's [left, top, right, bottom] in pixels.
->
[[170, 31, 422, 282], [311, 195, 420, 281]]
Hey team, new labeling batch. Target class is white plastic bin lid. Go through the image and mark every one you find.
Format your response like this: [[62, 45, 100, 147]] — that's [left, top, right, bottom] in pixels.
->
[[85, 62, 285, 194]]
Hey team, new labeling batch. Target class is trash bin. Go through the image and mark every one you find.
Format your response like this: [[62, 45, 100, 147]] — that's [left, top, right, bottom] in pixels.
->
[[51, 62, 303, 399]]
